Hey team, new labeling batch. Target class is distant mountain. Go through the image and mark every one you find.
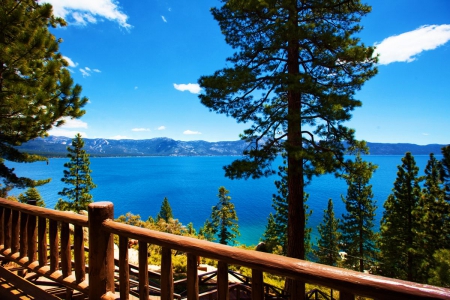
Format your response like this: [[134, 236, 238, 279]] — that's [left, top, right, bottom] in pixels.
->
[[17, 136, 249, 157], [15, 136, 448, 157]]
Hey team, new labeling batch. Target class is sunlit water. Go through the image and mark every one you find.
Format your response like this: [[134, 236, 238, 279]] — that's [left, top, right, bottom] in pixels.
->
[[7, 155, 435, 246]]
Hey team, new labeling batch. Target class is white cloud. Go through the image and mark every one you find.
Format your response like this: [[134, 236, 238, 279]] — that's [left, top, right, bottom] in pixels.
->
[[132, 128, 150, 132], [79, 67, 100, 77], [173, 83, 202, 94], [110, 135, 128, 140], [158, 126, 166, 130], [62, 56, 78, 67], [48, 117, 88, 137], [80, 68, 91, 77], [42, 0, 131, 29], [374, 24, 450, 65], [134, 86, 138, 90], [161, 16, 167, 23], [423, 133, 430, 136], [59, 117, 88, 129], [183, 130, 201, 135]]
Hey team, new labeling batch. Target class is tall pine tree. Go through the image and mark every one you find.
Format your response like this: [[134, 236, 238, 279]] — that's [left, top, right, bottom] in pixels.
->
[[414, 153, 450, 283], [202, 186, 239, 245], [315, 199, 341, 267], [0, 0, 87, 196], [340, 149, 378, 272], [441, 145, 450, 202], [379, 152, 422, 282], [56, 134, 96, 212], [198, 2, 377, 295]]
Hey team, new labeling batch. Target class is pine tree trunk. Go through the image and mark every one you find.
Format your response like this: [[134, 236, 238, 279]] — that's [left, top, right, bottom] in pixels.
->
[[285, 3, 306, 297]]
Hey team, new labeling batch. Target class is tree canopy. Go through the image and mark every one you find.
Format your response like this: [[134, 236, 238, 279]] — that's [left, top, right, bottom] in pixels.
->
[[339, 149, 378, 272], [199, 1, 376, 295], [0, 0, 88, 196], [56, 134, 96, 212], [202, 186, 239, 245], [379, 152, 422, 281]]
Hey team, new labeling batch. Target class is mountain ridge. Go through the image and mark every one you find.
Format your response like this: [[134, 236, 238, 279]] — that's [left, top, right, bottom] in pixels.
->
[[16, 136, 448, 157]]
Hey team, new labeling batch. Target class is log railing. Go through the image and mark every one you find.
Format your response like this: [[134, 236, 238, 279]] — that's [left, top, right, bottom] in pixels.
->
[[0, 198, 449, 300]]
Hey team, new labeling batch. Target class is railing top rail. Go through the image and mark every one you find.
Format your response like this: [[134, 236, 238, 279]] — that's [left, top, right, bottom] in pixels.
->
[[0, 198, 88, 227], [103, 218, 450, 300]]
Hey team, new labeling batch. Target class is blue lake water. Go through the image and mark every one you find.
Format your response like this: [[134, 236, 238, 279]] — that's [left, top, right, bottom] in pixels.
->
[[6, 155, 437, 246]]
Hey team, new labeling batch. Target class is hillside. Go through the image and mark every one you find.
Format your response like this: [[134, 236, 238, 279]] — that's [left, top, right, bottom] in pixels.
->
[[15, 136, 448, 157]]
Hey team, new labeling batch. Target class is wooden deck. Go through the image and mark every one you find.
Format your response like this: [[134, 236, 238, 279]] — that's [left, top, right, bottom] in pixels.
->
[[1, 199, 449, 300]]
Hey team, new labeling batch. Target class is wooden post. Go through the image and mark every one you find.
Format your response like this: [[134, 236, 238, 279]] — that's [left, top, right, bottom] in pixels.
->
[[74, 225, 85, 283], [88, 202, 114, 300], [217, 261, 229, 300], [119, 235, 129, 300], [38, 216, 47, 266], [138, 241, 149, 300], [4, 208, 11, 249], [49, 220, 58, 272], [0, 206, 4, 246], [11, 210, 20, 253], [161, 247, 174, 300], [27, 200, 37, 263], [251, 269, 264, 300], [187, 253, 199, 300], [19, 211, 28, 258], [60, 222, 73, 300]]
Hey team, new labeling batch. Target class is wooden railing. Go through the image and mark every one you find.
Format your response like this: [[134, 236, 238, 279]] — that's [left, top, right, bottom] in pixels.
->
[[0, 198, 449, 300]]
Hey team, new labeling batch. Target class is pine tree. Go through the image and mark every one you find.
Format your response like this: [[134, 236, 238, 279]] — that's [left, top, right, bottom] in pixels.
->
[[340, 150, 378, 272], [0, 0, 87, 196], [263, 157, 311, 256], [315, 199, 341, 267], [379, 152, 422, 281], [157, 197, 174, 222], [198, 3, 377, 294], [441, 145, 450, 202], [18, 187, 45, 207], [56, 134, 96, 212], [203, 186, 239, 245], [428, 249, 450, 288], [414, 153, 450, 282]]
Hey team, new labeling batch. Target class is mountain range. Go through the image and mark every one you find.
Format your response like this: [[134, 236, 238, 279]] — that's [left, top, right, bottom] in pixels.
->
[[16, 136, 448, 157]]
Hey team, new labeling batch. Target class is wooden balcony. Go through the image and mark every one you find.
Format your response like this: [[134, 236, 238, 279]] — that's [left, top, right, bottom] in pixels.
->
[[0, 198, 448, 300]]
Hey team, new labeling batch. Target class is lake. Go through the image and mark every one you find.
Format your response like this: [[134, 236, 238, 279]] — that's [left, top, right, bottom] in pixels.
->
[[6, 155, 436, 246]]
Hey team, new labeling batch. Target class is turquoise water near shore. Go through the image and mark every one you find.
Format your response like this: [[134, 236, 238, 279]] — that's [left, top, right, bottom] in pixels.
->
[[7, 155, 435, 246]]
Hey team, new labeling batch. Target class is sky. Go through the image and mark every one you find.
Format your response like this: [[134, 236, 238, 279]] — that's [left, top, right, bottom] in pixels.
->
[[42, 0, 450, 145]]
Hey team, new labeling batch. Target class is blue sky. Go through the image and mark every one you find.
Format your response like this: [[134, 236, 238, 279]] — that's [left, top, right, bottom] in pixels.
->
[[42, 0, 450, 145]]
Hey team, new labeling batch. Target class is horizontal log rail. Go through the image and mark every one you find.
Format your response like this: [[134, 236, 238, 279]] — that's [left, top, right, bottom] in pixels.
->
[[102, 216, 450, 300], [0, 198, 449, 300]]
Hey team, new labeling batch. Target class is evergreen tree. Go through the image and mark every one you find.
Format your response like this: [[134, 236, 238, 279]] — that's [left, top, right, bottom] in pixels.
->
[[56, 134, 96, 212], [157, 197, 173, 222], [198, 3, 377, 294], [18, 187, 45, 207], [0, 0, 87, 196], [203, 186, 239, 245], [414, 153, 450, 282], [441, 145, 450, 202], [315, 199, 341, 267], [428, 249, 450, 288], [379, 152, 422, 282], [263, 157, 311, 256], [340, 149, 378, 272]]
